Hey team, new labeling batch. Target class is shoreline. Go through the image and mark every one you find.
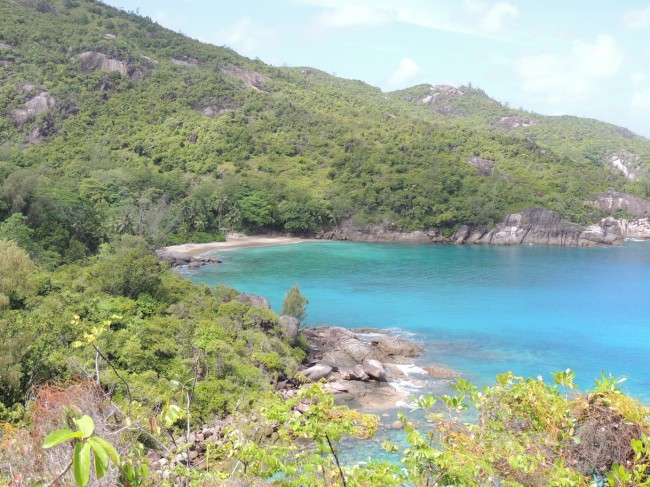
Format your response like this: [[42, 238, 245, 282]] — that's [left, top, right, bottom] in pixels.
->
[[161, 233, 309, 257]]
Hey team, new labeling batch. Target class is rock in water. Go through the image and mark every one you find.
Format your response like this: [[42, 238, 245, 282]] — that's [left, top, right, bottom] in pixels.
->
[[425, 366, 461, 378], [373, 337, 423, 357]]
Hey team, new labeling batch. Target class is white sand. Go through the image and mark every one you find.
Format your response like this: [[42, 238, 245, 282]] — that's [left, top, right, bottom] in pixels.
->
[[162, 233, 308, 257]]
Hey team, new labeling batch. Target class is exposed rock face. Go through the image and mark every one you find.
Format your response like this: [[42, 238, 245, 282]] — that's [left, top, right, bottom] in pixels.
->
[[318, 220, 447, 243], [170, 56, 202, 67], [223, 65, 270, 91], [600, 217, 650, 239], [609, 150, 643, 180], [498, 116, 536, 129], [76, 51, 128, 76], [590, 190, 650, 218], [11, 92, 56, 126], [322, 207, 647, 248], [452, 208, 623, 247], [467, 156, 494, 176], [193, 98, 241, 118], [409, 84, 465, 106]]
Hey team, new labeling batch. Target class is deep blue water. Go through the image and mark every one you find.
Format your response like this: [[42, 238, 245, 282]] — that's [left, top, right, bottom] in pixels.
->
[[180, 241, 650, 400]]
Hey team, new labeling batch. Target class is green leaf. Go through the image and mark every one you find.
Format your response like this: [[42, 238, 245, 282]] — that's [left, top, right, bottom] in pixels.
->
[[73, 415, 94, 439], [73, 441, 91, 487], [42, 428, 83, 448], [88, 437, 109, 479], [122, 463, 135, 482], [90, 436, 120, 466]]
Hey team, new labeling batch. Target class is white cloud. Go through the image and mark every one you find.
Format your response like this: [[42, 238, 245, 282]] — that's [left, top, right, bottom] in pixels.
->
[[479, 2, 519, 34], [513, 35, 623, 106], [462, 0, 518, 34], [213, 18, 278, 57], [622, 7, 650, 31], [386, 57, 421, 88], [299, 0, 518, 37]]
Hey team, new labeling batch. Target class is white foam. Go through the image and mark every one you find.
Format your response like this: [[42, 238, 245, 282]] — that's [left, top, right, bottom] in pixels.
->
[[393, 363, 428, 375]]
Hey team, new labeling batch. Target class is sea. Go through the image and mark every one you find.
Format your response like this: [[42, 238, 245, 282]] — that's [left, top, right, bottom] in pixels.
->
[[180, 240, 650, 461]]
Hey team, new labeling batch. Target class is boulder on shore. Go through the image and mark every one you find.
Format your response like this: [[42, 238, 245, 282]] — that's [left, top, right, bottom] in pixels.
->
[[302, 364, 333, 382], [237, 293, 271, 309], [362, 358, 387, 382], [154, 249, 221, 268]]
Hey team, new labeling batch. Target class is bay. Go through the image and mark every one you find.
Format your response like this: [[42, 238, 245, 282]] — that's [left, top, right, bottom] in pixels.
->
[[180, 240, 650, 400]]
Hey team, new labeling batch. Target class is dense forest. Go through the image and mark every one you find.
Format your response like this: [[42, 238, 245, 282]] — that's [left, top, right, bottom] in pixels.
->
[[2, 0, 650, 485]]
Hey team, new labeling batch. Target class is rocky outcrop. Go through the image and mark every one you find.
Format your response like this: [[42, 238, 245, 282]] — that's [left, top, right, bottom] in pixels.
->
[[453, 208, 623, 247], [317, 220, 448, 243], [600, 217, 650, 240], [237, 293, 271, 309], [608, 150, 644, 180], [193, 97, 241, 118], [321, 208, 648, 248], [372, 337, 423, 358], [498, 116, 536, 129], [467, 156, 494, 176], [76, 51, 128, 75], [296, 327, 427, 409], [11, 92, 56, 126], [223, 65, 270, 91], [154, 249, 221, 268], [590, 190, 650, 218], [170, 56, 202, 67]]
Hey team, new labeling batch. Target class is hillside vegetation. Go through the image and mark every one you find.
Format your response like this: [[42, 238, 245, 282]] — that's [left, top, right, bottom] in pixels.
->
[[2, 0, 650, 264]]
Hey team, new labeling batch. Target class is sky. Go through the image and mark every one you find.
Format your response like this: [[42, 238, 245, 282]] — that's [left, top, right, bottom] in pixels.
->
[[103, 0, 650, 138]]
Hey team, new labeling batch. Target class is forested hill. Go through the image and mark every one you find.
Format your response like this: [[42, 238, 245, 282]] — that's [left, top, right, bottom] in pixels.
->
[[2, 0, 650, 263]]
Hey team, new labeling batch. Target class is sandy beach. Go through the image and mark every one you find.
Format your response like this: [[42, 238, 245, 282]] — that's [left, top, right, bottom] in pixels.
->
[[161, 233, 309, 257]]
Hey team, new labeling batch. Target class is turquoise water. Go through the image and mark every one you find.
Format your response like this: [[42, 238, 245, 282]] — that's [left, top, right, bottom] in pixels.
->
[[181, 241, 650, 400]]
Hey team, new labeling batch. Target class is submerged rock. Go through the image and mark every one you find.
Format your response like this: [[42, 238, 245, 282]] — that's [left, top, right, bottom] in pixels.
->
[[424, 366, 461, 378]]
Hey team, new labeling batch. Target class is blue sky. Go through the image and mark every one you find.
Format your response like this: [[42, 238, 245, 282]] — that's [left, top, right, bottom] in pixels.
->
[[104, 0, 650, 138]]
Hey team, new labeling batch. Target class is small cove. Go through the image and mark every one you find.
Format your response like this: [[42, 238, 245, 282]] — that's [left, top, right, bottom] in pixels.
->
[[181, 240, 650, 399]]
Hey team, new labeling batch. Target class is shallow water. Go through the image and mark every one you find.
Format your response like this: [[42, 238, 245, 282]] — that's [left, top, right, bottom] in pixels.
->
[[180, 240, 650, 400]]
